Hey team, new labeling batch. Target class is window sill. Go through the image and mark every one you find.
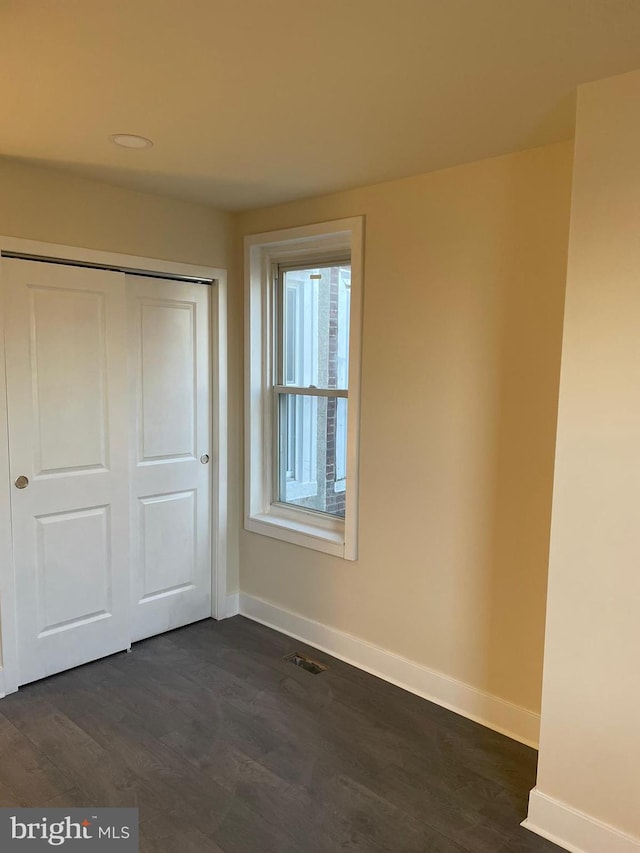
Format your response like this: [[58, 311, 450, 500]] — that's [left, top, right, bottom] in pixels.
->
[[245, 510, 345, 558]]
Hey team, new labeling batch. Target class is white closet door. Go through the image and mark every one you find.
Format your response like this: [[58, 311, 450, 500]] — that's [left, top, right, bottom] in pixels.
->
[[3, 259, 131, 686], [127, 275, 212, 642]]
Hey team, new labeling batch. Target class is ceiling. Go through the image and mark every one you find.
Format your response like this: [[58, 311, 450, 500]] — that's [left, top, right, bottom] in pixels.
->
[[2, 0, 640, 211]]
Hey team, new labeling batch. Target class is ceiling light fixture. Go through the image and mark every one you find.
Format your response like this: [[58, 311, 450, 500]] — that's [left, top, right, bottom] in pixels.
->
[[110, 133, 154, 150]]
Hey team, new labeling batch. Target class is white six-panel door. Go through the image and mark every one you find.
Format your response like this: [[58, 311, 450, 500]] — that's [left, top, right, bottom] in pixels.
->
[[3, 259, 131, 685], [127, 275, 211, 642], [3, 260, 213, 686]]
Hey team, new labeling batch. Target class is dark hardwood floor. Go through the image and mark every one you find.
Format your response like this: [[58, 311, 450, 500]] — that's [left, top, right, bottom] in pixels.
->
[[0, 617, 562, 852]]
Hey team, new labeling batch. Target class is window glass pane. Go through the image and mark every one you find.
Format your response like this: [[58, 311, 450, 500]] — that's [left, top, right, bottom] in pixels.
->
[[282, 264, 351, 390], [278, 393, 347, 518]]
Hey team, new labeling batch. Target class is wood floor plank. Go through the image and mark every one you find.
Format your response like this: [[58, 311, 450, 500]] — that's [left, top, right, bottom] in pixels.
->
[[43, 687, 234, 837], [141, 809, 226, 853], [211, 799, 305, 853], [0, 710, 75, 803], [0, 698, 141, 808], [0, 617, 562, 853]]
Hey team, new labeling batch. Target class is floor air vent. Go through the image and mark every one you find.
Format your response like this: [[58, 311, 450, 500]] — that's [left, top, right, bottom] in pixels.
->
[[284, 651, 327, 674]]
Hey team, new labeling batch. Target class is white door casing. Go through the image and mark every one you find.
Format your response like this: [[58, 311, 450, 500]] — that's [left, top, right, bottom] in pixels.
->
[[3, 258, 131, 685], [0, 239, 227, 696], [127, 275, 212, 642]]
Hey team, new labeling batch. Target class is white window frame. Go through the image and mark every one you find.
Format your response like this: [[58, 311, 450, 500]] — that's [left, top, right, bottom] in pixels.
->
[[244, 217, 363, 560]]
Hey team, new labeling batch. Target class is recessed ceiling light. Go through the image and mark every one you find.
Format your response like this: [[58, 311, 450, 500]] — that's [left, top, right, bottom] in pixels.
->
[[110, 133, 154, 150]]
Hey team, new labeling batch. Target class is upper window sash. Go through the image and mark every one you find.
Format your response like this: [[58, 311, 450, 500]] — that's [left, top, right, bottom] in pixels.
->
[[275, 258, 351, 393]]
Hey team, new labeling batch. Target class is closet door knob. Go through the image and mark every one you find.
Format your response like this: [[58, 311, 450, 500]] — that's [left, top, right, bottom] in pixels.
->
[[14, 475, 29, 489], [200, 454, 210, 464]]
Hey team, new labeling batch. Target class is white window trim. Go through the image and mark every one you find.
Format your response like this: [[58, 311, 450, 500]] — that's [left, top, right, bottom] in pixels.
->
[[244, 217, 364, 560]]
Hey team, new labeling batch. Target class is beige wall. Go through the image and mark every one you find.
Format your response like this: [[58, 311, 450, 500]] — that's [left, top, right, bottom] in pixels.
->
[[0, 158, 232, 268], [0, 157, 239, 599], [236, 141, 573, 715], [533, 71, 640, 842]]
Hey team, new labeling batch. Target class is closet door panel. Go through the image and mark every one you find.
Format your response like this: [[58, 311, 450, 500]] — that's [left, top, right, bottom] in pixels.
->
[[3, 259, 130, 685], [128, 276, 211, 642]]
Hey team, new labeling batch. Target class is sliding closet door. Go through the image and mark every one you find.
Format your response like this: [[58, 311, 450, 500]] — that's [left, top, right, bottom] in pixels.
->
[[127, 275, 212, 642], [3, 259, 131, 685]]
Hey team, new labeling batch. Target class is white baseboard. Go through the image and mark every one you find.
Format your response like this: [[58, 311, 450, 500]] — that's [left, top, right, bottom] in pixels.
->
[[238, 592, 540, 747], [524, 788, 640, 853], [224, 592, 240, 618]]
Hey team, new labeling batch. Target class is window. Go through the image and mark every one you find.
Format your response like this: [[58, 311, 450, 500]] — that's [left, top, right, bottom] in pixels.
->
[[245, 218, 363, 559], [276, 261, 350, 516]]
